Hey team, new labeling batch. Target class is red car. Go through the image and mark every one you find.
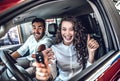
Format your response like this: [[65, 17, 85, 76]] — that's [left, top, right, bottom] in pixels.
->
[[0, 0, 120, 81]]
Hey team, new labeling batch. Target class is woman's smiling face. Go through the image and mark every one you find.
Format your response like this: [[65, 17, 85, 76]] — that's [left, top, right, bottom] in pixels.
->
[[61, 21, 75, 45]]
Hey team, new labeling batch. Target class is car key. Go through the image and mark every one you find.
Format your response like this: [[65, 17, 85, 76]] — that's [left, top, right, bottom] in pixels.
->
[[36, 51, 44, 64]]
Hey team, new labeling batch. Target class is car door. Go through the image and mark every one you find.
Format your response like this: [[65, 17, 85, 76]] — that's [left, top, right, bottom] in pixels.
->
[[69, 0, 120, 81]]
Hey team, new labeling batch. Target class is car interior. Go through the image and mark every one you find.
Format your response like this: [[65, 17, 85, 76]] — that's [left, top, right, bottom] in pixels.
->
[[0, 0, 119, 81]]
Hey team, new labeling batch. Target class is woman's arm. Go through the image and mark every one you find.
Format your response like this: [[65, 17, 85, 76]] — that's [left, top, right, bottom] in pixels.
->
[[87, 34, 99, 63], [32, 48, 57, 81]]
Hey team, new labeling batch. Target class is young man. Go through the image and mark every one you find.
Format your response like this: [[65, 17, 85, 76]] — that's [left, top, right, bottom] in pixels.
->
[[11, 18, 53, 76]]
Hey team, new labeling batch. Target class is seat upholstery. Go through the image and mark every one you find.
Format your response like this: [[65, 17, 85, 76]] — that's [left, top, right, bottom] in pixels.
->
[[48, 23, 58, 37], [48, 23, 58, 43], [78, 14, 106, 60]]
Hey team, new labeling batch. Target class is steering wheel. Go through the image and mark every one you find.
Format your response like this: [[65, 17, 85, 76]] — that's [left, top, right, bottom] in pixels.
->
[[0, 50, 33, 81]]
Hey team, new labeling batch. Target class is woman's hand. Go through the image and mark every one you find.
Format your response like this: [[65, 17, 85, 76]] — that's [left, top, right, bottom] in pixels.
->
[[33, 62, 51, 81], [32, 48, 54, 81], [87, 34, 99, 63]]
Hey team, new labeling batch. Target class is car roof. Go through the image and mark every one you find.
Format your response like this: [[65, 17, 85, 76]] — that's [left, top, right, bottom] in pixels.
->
[[0, 0, 92, 25], [0, 0, 25, 13]]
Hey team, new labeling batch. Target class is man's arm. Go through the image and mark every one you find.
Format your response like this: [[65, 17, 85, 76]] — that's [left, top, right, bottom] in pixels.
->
[[0, 51, 21, 65], [43, 37, 53, 48], [12, 36, 32, 58], [11, 51, 21, 60]]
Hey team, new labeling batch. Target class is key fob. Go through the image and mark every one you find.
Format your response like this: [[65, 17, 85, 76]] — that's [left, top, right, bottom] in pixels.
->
[[36, 51, 44, 64]]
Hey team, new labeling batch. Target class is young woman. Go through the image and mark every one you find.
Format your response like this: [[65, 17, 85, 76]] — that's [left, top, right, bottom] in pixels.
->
[[33, 16, 99, 81]]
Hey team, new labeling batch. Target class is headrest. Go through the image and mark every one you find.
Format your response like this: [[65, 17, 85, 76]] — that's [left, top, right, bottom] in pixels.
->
[[78, 14, 97, 34], [48, 23, 57, 35]]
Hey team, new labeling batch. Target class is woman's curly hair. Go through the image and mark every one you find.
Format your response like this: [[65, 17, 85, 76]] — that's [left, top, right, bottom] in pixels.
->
[[55, 16, 88, 69]]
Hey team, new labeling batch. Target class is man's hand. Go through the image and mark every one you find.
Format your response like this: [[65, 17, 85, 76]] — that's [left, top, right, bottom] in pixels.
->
[[0, 62, 4, 65], [0, 58, 4, 65], [44, 48, 55, 64]]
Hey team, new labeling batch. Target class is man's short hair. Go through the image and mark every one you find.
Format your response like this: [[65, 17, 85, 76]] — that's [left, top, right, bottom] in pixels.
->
[[32, 18, 46, 27]]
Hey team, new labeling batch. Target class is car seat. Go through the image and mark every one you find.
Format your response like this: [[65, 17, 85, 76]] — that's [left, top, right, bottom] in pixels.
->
[[78, 14, 106, 60], [48, 23, 58, 42]]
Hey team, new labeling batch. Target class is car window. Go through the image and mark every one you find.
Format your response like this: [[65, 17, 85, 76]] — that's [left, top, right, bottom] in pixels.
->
[[112, 0, 120, 14], [0, 0, 115, 60], [46, 18, 61, 36], [0, 26, 19, 47], [20, 22, 32, 43], [0, 18, 61, 47]]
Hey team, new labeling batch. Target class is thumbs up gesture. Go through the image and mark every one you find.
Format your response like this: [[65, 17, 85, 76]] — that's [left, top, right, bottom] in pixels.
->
[[87, 34, 99, 63]]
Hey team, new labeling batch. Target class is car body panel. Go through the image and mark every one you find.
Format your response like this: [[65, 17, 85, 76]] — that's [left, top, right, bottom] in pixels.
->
[[0, 0, 25, 13]]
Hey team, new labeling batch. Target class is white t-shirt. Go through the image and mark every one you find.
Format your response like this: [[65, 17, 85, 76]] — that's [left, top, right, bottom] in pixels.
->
[[17, 35, 52, 60]]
